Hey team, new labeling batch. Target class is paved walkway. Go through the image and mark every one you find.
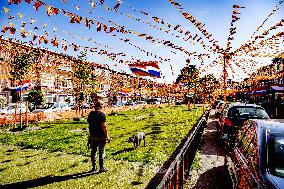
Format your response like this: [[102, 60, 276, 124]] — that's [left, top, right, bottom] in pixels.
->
[[187, 110, 232, 189]]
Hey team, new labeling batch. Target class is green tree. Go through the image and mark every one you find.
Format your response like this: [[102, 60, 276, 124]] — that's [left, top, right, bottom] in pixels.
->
[[176, 65, 200, 108], [72, 50, 93, 116], [10, 53, 32, 84], [9, 53, 33, 127], [27, 90, 45, 111], [200, 74, 219, 103], [0, 95, 7, 108]]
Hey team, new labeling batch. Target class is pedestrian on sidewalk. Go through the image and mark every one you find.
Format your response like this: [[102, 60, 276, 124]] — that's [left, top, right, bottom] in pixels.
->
[[87, 100, 111, 172]]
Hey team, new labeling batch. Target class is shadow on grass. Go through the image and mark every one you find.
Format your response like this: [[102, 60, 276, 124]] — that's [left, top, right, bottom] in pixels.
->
[[111, 147, 134, 155], [131, 181, 143, 185], [1, 159, 12, 163], [192, 166, 232, 189], [148, 131, 163, 135], [0, 171, 96, 189], [6, 149, 15, 153]]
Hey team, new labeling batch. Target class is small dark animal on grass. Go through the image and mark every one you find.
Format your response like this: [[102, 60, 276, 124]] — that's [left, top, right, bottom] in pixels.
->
[[128, 132, 146, 149]]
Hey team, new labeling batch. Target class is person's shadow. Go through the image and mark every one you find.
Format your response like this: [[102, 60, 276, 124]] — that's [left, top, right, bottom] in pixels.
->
[[0, 170, 96, 189]]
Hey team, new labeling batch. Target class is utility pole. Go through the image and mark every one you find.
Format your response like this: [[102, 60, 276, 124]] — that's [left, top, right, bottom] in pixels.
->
[[223, 54, 227, 103]]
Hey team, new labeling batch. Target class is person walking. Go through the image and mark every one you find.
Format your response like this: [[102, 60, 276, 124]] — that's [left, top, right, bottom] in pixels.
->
[[87, 100, 110, 172]]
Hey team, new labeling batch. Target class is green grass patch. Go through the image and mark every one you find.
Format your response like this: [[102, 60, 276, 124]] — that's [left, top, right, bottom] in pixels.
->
[[191, 150, 202, 170], [0, 145, 156, 189], [0, 105, 203, 188], [0, 105, 202, 164]]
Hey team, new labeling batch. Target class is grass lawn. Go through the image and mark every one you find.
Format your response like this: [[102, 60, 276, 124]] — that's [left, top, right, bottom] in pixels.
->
[[0, 105, 202, 188]]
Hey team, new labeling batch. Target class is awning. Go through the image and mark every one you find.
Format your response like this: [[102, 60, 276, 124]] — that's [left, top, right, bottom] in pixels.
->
[[271, 86, 284, 92]]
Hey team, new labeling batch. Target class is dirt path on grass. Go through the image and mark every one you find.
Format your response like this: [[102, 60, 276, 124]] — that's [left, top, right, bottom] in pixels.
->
[[186, 110, 232, 189]]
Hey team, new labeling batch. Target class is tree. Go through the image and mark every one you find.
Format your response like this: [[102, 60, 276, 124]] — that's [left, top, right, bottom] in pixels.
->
[[0, 95, 7, 108], [200, 74, 219, 103], [10, 53, 32, 84], [72, 50, 93, 116], [9, 53, 33, 127], [176, 65, 200, 108], [27, 90, 45, 111]]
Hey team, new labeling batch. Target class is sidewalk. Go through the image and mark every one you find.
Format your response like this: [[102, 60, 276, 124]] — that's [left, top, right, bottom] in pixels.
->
[[187, 110, 232, 189]]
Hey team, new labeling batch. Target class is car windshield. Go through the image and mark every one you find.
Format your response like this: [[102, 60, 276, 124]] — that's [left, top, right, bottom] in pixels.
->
[[46, 103, 54, 109], [268, 133, 284, 179], [228, 106, 269, 119]]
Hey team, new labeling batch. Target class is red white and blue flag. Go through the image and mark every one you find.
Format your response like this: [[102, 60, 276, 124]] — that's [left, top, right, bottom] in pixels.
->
[[129, 62, 161, 78], [16, 80, 30, 92]]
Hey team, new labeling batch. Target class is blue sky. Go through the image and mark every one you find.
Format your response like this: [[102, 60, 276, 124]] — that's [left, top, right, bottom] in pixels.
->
[[0, 0, 283, 83]]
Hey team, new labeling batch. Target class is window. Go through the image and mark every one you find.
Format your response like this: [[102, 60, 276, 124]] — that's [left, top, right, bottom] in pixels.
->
[[268, 133, 284, 178], [228, 106, 269, 119], [238, 121, 260, 177]]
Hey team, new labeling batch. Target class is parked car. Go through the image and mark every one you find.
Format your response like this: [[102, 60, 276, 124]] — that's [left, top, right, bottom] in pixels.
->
[[0, 107, 7, 115], [175, 100, 183, 105], [5, 103, 29, 114], [136, 101, 147, 105], [226, 119, 284, 189], [218, 103, 269, 143], [124, 101, 135, 106], [148, 98, 161, 105], [82, 103, 90, 109], [112, 102, 124, 107], [215, 101, 224, 117], [32, 102, 71, 113], [216, 101, 233, 118], [212, 99, 222, 109]]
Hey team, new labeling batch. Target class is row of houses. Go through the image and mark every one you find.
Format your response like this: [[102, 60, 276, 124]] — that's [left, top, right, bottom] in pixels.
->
[[226, 54, 284, 103], [0, 38, 168, 107]]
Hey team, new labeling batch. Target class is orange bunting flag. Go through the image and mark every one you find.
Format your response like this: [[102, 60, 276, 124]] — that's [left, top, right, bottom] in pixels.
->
[[3, 7, 9, 13], [8, 0, 23, 5], [51, 36, 59, 47], [17, 13, 23, 18], [233, 10, 240, 14], [8, 15, 14, 19], [72, 43, 78, 51], [97, 22, 101, 32], [114, 0, 122, 10], [152, 17, 159, 23], [109, 26, 116, 33], [91, 1, 96, 9], [32, 35, 37, 41], [74, 5, 80, 11], [1, 26, 9, 34], [21, 21, 26, 27], [233, 4, 245, 8], [62, 43, 67, 51], [33, 1, 43, 11], [20, 27, 27, 38], [38, 36, 48, 44]]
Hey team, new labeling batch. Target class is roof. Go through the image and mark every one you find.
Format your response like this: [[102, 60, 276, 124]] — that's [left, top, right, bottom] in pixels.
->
[[230, 102, 262, 107], [254, 119, 284, 133]]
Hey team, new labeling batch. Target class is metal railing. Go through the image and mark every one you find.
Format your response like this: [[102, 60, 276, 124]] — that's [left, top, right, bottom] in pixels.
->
[[146, 109, 210, 189]]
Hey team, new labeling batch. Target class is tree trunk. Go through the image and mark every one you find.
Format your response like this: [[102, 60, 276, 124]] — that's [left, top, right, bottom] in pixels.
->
[[19, 89, 22, 128]]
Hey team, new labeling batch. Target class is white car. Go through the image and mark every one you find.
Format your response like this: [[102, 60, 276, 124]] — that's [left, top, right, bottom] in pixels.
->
[[0, 107, 7, 115], [5, 104, 29, 114], [32, 102, 71, 113], [136, 101, 147, 105]]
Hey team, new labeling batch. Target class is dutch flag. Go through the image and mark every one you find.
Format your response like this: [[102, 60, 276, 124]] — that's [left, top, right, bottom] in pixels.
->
[[16, 80, 30, 92], [129, 62, 161, 78]]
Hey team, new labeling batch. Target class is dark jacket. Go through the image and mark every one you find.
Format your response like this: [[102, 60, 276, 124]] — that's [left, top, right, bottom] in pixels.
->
[[87, 111, 106, 138]]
